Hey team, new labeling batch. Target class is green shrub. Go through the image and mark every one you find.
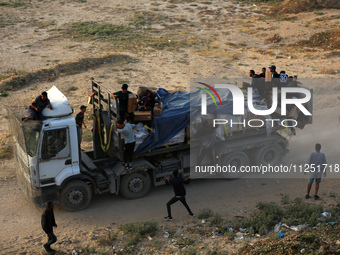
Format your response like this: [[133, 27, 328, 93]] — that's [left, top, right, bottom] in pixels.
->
[[198, 208, 214, 219]]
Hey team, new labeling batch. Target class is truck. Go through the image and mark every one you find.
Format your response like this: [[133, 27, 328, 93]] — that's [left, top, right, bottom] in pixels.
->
[[6, 80, 313, 211]]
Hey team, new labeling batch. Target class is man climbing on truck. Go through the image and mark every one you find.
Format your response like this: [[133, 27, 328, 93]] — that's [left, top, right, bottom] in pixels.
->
[[22, 91, 53, 121], [115, 118, 136, 170], [111, 83, 132, 120], [75, 105, 87, 144]]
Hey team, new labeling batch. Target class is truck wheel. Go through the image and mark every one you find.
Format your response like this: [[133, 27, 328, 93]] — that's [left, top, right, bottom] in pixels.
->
[[120, 172, 151, 199], [221, 151, 249, 179], [60, 180, 92, 211], [254, 144, 283, 166]]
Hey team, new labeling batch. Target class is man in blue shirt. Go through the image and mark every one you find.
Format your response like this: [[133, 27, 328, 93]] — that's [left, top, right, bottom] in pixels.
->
[[115, 119, 136, 170], [305, 143, 327, 200], [22, 91, 53, 120]]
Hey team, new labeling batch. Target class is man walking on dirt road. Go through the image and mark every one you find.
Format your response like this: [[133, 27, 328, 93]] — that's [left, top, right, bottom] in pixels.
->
[[305, 143, 327, 200], [164, 170, 194, 221], [41, 201, 58, 253]]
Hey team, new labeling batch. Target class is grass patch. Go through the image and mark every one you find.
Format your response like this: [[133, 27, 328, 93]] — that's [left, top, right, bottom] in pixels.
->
[[0, 54, 135, 91], [0, 145, 13, 159], [63, 21, 209, 52], [67, 86, 78, 91], [232, 202, 283, 235], [270, 0, 340, 15], [0, 91, 8, 97], [234, 0, 282, 3], [198, 208, 214, 219], [97, 230, 118, 246], [284, 198, 324, 226], [238, 226, 338, 254], [281, 194, 290, 205], [210, 213, 224, 228], [120, 220, 158, 245], [296, 28, 340, 50]]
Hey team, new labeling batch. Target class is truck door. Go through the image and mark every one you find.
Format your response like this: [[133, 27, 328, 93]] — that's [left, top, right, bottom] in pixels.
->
[[39, 128, 72, 182]]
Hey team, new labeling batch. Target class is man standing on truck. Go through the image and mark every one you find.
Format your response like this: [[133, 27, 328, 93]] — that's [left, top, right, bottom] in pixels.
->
[[41, 201, 58, 253], [75, 105, 87, 144], [111, 84, 132, 120], [22, 91, 53, 121], [115, 119, 136, 170], [164, 170, 194, 221], [304, 143, 327, 200]]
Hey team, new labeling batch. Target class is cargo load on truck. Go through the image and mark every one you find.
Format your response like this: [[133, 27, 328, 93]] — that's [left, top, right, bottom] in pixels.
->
[[131, 84, 311, 154]]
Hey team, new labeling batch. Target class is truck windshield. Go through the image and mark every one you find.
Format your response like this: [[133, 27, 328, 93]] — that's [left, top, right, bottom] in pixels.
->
[[22, 126, 40, 157]]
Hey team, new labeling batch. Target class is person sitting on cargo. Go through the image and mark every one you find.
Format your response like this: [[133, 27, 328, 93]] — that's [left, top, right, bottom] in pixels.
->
[[269, 65, 280, 79], [115, 118, 136, 170], [140, 92, 159, 110], [22, 91, 53, 121], [249, 70, 265, 97], [287, 75, 300, 87], [137, 102, 152, 127], [259, 67, 266, 78], [111, 84, 132, 120], [249, 70, 259, 79], [279, 70, 288, 87], [139, 102, 152, 112]]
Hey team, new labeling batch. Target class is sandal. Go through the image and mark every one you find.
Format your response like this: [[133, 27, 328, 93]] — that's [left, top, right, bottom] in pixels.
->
[[305, 195, 310, 199], [314, 195, 319, 200]]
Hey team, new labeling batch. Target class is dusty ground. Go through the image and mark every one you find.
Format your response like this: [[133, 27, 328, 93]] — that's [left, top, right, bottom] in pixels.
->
[[0, 0, 339, 254]]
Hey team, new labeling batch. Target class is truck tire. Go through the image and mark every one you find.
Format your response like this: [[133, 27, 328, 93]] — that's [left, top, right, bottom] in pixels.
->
[[221, 151, 249, 179], [120, 172, 151, 199], [60, 180, 92, 211], [253, 144, 283, 166]]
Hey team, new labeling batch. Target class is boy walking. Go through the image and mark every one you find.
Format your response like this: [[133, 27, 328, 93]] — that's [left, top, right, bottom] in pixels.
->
[[305, 143, 327, 200], [164, 170, 194, 221], [41, 202, 58, 253]]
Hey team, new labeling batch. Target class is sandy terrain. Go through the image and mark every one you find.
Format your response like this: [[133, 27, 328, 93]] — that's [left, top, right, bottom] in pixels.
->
[[0, 0, 339, 254]]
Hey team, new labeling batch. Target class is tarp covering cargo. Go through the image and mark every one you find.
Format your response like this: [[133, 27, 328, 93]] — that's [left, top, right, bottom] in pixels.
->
[[134, 86, 265, 154]]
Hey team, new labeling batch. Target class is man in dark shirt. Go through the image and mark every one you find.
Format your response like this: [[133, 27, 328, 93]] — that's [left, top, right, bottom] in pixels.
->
[[111, 84, 132, 120], [249, 70, 265, 97], [75, 105, 87, 144], [164, 170, 194, 221], [259, 67, 266, 78], [304, 143, 327, 200], [22, 91, 53, 120], [269, 65, 280, 79], [41, 201, 58, 253], [140, 92, 159, 110]]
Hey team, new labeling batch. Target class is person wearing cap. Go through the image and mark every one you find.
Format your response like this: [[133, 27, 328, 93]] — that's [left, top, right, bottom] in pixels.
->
[[75, 105, 87, 144], [111, 84, 132, 120], [22, 91, 53, 121], [269, 65, 280, 79]]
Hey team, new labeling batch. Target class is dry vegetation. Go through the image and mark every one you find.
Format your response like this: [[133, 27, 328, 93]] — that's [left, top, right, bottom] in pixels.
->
[[297, 28, 340, 50], [271, 0, 340, 15]]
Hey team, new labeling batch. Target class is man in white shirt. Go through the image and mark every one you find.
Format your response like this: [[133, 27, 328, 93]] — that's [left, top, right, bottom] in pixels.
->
[[115, 119, 136, 170]]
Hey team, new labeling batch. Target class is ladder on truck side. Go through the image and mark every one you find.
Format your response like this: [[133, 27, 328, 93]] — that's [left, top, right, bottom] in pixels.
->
[[90, 80, 124, 160]]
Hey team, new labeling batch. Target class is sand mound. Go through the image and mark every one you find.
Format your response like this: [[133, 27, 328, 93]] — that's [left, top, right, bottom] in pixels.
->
[[296, 28, 340, 50], [271, 0, 340, 14]]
